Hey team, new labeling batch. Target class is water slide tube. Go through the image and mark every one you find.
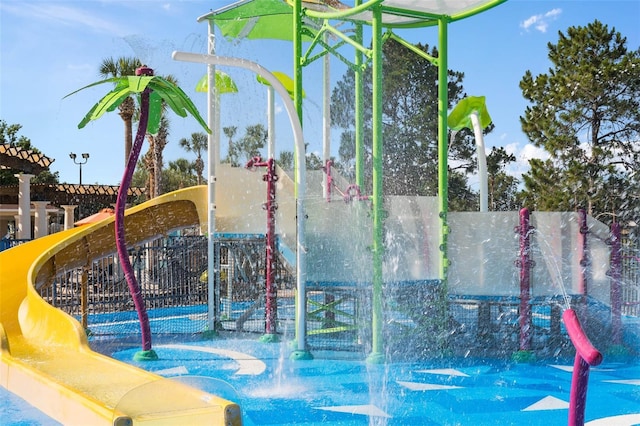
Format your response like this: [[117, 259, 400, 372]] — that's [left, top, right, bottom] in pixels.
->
[[0, 186, 242, 425]]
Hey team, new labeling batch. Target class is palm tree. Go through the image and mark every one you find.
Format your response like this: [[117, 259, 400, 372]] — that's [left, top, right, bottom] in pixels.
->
[[65, 65, 210, 360], [145, 115, 169, 198], [222, 126, 237, 165], [179, 132, 208, 185], [98, 57, 142, 166], [145, 74, 178, 198], [164, 158, 198, 190]]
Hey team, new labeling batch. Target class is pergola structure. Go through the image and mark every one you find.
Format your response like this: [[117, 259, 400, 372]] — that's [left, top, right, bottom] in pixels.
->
[[0, 183, 145, 206], [0, 144, 145, 241], [194, 0, 506, 362], [0, 143, 54, 175]]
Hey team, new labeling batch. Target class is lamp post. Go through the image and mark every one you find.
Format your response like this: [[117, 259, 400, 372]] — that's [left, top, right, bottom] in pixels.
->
[[69, 152, 89, 185]]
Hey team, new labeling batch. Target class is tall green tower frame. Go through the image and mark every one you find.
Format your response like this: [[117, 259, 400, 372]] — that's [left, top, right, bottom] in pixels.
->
[[203, 0, 507, 362]]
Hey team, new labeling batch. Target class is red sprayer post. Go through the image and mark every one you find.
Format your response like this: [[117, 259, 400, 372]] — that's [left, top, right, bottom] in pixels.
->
[[577, 209, 589, 319], [246, 157, 279, 339], [609, 222, 622, 345], [517, 208, 533, 351], [563, 308, 603, 426]]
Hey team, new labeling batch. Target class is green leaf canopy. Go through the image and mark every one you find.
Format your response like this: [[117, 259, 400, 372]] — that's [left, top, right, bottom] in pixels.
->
[[448, 95, 492, 131], [256, 71, 305, 99], [202, 0, 318, 41], [195, 70, 238, 94], [65, 75, 211, 135]]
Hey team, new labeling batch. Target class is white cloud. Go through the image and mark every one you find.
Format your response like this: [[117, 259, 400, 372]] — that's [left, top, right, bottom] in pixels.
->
[[503, 142, 550, 179], [520, 8, 562, 33], [1, 2, 129, 36], [519, 143, 550, 162]]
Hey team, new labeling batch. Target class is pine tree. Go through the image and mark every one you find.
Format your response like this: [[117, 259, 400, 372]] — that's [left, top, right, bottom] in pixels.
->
[[330, 38, 481, 208], [519, 20, 640, 223]]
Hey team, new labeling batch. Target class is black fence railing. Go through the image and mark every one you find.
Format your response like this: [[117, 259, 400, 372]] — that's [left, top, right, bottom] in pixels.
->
[[38, 235, 209, 335], [0, 238, 30, 251], [28, 228, 640, 355], [622, 236, 640, 316]]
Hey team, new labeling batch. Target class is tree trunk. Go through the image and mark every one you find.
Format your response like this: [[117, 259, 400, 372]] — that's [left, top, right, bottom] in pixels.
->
[[119, 97, 135, 168], [144, 145, 156, 199]]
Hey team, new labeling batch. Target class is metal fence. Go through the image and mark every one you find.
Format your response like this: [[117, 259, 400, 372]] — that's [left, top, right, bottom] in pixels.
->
[[216, 236, 296, 334], [39, 234, 209, 335], [0, 238, 30, 251], [622, 236, 640, 316], [33, 227, 640, 354]]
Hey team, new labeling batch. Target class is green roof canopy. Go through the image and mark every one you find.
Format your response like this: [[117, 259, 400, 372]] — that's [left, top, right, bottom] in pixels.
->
[[198, 0, 319, 40], [349, 0, 506, 27], [200, 0, 506, 39]]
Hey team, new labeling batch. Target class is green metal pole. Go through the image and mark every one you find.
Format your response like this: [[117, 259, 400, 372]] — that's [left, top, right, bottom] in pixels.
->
[[293, 1, 303, 126], [354, 0, 364, 188], [437, 17, 449, 282], [367, 2, 385, 364]]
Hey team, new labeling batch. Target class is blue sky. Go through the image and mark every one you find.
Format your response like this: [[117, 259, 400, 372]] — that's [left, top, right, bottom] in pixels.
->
[[1, 0, 638, 188]]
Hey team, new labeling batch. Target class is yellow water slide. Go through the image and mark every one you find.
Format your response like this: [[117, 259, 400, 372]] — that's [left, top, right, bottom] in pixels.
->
[[0, 186, 242, 426]]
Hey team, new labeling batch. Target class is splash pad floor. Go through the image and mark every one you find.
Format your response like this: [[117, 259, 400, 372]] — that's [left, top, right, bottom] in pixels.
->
[[3, 335, 640, 425]]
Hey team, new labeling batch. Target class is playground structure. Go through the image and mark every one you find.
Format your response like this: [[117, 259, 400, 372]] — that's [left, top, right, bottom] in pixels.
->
[[181, 0, 634, 361], [1, 166, 637, 424], [1, 0, 639, 425]]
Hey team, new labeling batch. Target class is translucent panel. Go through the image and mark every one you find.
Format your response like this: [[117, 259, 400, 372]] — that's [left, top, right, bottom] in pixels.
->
[[531, 212, 611, 302], [305, 198, 373, 284], [215, 165, 270, 234], [530, 212, 579, 297], [349, 0, 506, 26], [587, 217, 612, 306], [383, 195, 440, 282], [448, 212, 519, 295]]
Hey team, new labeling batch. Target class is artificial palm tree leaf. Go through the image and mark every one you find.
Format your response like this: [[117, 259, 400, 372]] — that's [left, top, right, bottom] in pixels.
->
[[155, 80, 210, 134], [146, 91, 164, 135], [147, 83, 189, 118], [104, 80, 135, 113], [77, 88, 134, 128], [126, 75, 154, 93], [149, 78, 210, 133], [63, 77, 122, 99], [88, 86, 135, 117], [77, 103, 102, 129]]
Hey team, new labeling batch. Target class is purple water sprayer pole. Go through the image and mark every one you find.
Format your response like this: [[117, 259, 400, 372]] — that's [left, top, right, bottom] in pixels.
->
[[246, 156, 279, 342], [114, 65, 155, 360], [564, 210, 604, 425], [563, 308, 603, 426], [517, 207, 533, 353], [65, 60, 210, 360], [577, 209, 589, 318]]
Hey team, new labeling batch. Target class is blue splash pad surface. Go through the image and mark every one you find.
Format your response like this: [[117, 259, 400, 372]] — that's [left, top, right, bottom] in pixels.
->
[[3, 337, 639, 425], [0, 388, 63, 426], [108, 339, 640, 426]]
